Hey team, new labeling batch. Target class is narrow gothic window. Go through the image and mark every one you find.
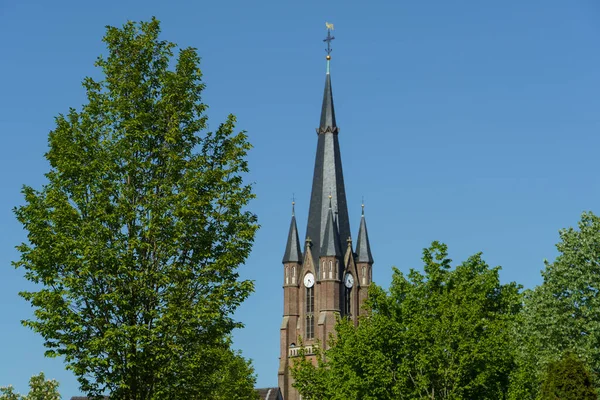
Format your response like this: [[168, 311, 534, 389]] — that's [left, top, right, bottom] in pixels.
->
[[285, 266, 289, 284], [306, 286, 314, 339], [322, 261, 326, 279], [329, 261, 333, 279], [292, 266, 296, 284], [362, 266, 366, 285], [345, 286, 352, 317]]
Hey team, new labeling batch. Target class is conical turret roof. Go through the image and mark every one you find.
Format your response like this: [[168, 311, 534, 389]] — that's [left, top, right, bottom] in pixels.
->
[[356, 206, 374, 264], [282, 205, 303, 263]]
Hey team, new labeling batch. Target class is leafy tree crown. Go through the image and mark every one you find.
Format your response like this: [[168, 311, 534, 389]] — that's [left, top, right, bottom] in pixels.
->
[[13, 18, 258, 399]]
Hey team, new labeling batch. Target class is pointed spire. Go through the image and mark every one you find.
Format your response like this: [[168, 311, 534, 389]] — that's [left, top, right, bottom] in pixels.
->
[[356, 203, 374, 263], [318, 73, 337, 134], [306, 25, 349, 267], [321, 196, 342, 257], [282, 202, 303, 263]]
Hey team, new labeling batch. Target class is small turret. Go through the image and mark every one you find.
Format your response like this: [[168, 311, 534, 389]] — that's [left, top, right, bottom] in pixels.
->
[[355, 203, 374, 264], [355, 203, 374, 315], [282, 202, 303, 263]]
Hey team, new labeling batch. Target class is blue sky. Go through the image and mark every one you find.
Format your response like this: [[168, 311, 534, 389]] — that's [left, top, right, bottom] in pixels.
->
[[1, 0, 600, 396]]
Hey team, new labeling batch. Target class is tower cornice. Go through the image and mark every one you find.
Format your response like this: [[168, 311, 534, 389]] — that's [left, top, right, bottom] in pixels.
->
[[316, 126, 339, 135]]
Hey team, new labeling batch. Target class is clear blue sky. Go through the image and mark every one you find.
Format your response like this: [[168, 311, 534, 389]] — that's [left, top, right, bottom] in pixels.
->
[[1, 0, 600, 396]]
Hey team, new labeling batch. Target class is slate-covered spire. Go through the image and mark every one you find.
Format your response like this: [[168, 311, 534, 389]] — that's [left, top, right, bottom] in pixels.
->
[[305, 52, 351, 269], [318, 74, 337, 133], [282, 202, 303, 263], [321, 197, 342, 257], [356, 204, 374, 263]]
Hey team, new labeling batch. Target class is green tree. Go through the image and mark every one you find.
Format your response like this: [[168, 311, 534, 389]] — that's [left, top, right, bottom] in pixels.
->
[[510, 212, 600, 399], [13, 18, 258, 400], [540, 351, 598, 400], [0, 373, 61, 400], [292, 242, 522, 400]]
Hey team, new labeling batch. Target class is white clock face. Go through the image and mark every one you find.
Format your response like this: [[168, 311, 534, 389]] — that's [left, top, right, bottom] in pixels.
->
[[344, 273, 354, 288], [304, 273, 315, 288]]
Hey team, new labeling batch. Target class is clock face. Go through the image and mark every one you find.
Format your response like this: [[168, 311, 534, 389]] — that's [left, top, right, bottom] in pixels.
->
[[344, 273, 354, 288], [304, 273, 315, 288]]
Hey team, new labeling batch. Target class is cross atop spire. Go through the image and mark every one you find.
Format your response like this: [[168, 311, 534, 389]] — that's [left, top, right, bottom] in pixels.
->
[[318, 39, 337, 133], [324, 22, 335, 74], [324, 22, 335, 57]]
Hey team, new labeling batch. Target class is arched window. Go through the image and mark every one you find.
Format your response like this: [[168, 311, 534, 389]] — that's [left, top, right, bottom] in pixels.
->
[[329, 261, 333, 279], [306, 286, 314, 339], [362, 266, 366, 285], [345, 285, 352, 317], [322, 261, 326, 279], [292, 266, 296, 284], [285, 266, 289, 284]]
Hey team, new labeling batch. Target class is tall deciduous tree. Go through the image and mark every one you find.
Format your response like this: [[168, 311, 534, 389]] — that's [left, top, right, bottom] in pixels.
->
[[13, 18, 258, 399], [510, 212, 600, 399], [292, 242, 522, 400], [0, 373, 61, 400]]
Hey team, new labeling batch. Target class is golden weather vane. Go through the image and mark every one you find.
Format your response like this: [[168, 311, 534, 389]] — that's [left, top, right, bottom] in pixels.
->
[[324, 22, 335, 60]]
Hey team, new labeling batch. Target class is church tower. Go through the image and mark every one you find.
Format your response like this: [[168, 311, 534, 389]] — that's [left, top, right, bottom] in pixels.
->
[[278, 26, 374, 400]]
